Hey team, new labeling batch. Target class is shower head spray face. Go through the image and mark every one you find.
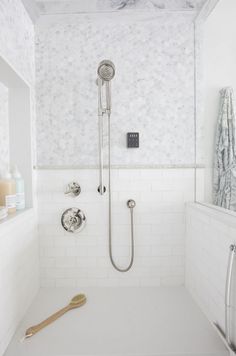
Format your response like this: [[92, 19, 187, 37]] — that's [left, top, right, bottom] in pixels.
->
[[97, 60, 115, 81]]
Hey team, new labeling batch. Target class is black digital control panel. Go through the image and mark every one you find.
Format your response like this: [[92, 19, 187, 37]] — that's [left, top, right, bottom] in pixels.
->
[[127, 132, 139, 148]]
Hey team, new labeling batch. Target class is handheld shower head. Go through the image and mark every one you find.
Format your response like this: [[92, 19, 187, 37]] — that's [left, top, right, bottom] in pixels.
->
[[97, 60, 115, 82], [97, 60, 115, 116]]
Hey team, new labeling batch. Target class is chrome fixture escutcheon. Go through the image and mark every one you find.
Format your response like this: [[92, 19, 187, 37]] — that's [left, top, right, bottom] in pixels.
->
[[61, 208, 86, 233], [97, 185, 106, 194], [127, 199, 136, 209], [65, 182, 81, 197]]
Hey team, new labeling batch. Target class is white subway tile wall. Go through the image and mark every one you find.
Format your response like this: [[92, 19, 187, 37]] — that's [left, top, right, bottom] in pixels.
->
[[0, 1, 37, 355], [186, 203, 236, 345], [38, 168, 194, 288], [0, 210, 39, 356]]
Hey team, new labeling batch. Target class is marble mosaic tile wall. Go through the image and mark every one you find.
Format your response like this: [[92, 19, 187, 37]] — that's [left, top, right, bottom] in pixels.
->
[[0, 0, 35, 85], [35, 13, 195, 167], [0, 82, 9, 173], [0, 0, 37, 163]]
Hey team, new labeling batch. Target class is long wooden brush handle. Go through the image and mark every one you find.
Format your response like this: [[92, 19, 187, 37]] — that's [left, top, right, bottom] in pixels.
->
[[25, 305, 71, 337]]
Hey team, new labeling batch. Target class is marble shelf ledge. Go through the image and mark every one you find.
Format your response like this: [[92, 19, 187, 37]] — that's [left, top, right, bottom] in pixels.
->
[[35, 0, 207, 16], [34, 164, 205, 170], [0, 208, 34, 227]]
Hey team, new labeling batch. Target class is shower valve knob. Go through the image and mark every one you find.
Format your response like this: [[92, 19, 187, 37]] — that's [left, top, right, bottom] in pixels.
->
[[65, 182, 81, 197], [61, 208, 86, 233]]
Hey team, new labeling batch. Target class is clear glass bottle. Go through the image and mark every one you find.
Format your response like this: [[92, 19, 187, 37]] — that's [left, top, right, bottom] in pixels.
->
[[12, 165, 25, 210]]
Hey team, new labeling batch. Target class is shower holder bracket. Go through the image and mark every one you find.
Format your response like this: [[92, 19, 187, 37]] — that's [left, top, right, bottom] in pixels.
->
[[97, 185, 106, 194]]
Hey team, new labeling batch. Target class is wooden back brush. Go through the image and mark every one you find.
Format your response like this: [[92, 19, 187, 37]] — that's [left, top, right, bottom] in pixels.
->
[[24, 294, 87, 339]]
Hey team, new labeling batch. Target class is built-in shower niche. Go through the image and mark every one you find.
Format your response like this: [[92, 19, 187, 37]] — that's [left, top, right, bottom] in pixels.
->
[[0, 56, 33, 215]]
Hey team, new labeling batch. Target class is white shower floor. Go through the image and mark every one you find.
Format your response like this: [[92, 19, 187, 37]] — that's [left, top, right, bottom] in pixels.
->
[[4, 287, 228, 356]]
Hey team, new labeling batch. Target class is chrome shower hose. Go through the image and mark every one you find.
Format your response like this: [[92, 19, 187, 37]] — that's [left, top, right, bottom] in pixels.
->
[[108, 113, 135, 272]]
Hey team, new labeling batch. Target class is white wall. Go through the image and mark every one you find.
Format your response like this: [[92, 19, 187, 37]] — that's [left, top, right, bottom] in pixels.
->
[[0, 1, 39, 355], [197, 0, 236, 204], [38, 168, 193, 287], [186, 202, 236, 346]]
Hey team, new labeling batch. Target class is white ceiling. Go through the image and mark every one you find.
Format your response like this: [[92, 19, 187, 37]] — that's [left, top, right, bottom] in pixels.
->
[[22, 0, 208, 22]]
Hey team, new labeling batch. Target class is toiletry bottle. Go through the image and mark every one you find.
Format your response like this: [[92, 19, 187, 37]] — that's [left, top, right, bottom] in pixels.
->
[[0, 171, 16, 213], [12, 166, 25, 210]]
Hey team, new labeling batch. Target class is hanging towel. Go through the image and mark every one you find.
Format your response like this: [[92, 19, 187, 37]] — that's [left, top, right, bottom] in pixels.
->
[[213, 87, 236, 211]]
